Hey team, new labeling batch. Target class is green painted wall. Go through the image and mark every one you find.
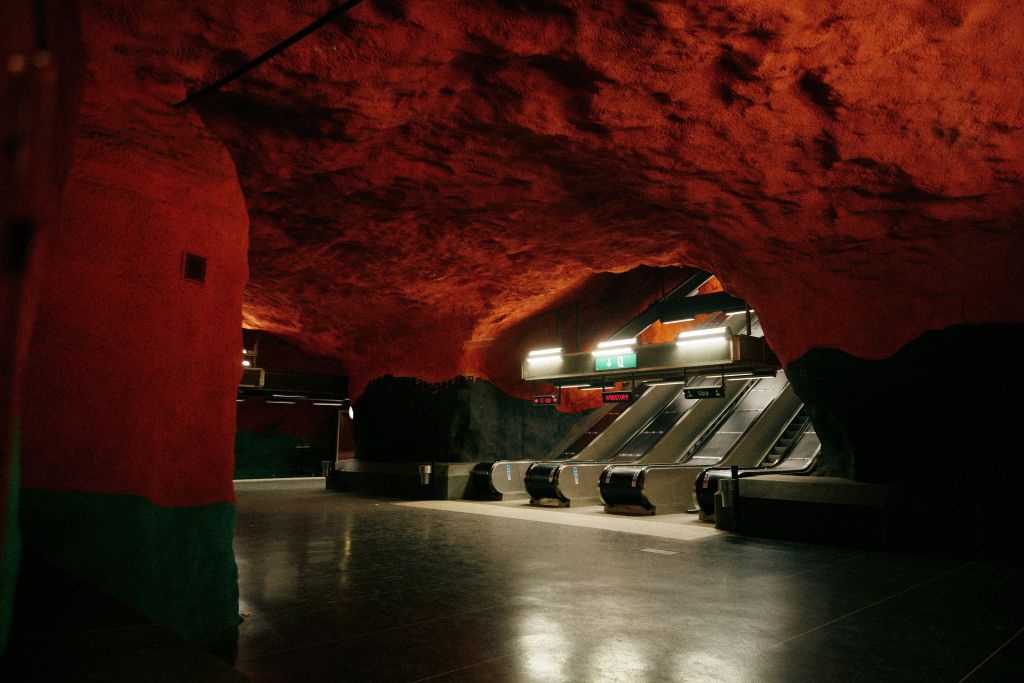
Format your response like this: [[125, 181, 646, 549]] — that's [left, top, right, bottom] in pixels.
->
[[19, 490, 238, 640], [234, 430, 331, 479]]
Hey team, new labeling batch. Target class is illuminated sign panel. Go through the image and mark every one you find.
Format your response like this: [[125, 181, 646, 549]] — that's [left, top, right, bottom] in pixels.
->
[[594, 353, 637, 372], [684, 386, 725, 399], [602, 391, 632, 403], [532, 395, 559, 406]]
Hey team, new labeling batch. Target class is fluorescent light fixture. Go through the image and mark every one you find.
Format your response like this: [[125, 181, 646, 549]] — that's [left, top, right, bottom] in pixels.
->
[[559, 383, 591, 389], [527, 355, 562, 364], [677, 326, 729, 340], [662, 317, 696, 324], [580, 386, 605, 391], [348, 406, 355, 420], [313, 402, 344, 406], [528, 347, 562, 357], [726, 309, 752, 316], [726, 376, 754, 381], [236, 399, 245, 403], [677, 337, 730, 348], [593, 347, 633, 357], [596, 338, 636, 349], [241, 360, 251, 367], [272, 394, 306, 399], [266, 400, 295, 405]]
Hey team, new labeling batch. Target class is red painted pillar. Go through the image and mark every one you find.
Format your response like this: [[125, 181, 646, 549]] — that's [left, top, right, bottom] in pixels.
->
[[14, 5, 250, 639]]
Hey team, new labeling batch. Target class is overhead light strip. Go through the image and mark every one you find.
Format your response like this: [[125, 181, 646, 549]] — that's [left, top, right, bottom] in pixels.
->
[[596, 338, 637, 349], [593, 347, 634, 357], [677, 326, 729, 340]]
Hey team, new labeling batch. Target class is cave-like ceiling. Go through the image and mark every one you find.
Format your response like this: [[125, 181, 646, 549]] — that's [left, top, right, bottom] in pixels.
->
[[87, 0, 1024, 395]]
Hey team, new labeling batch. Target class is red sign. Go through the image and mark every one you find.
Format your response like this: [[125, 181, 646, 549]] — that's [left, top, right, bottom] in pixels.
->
[[602, 391, 632, 403], [533, 395, 559, 406]]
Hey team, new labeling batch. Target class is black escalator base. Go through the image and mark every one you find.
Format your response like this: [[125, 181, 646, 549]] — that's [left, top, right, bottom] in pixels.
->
[[525, 463, 567, 506], [599, 467, 655, 515], [468, 462, 501, 499]]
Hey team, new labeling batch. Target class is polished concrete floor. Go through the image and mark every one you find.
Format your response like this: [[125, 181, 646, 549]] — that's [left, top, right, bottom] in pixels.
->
[[233, 479, 1022, 682]]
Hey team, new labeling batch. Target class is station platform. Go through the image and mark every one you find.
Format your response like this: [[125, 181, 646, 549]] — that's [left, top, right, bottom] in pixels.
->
[[230, 479, 1022, 681], [9, 478, 1017, 680]]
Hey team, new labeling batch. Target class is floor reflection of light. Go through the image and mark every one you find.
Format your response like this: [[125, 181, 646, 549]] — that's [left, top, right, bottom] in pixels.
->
[[672, 649, 752, 682], [590, 636, 649, 682], [261, 562, 299, 602], [338, 525, 352, 573], [517, 612, 571, 681]]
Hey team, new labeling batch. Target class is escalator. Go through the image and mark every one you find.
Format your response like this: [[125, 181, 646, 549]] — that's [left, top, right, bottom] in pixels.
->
[[694, 414, 821, 517], [469, 395, 628, 500], [467, 268, 713, 500], [600, 372, 795, 514], [526, 315, 764, 507]]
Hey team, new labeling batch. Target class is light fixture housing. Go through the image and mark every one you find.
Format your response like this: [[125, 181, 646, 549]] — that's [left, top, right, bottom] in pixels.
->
[[677, 326, 732, 347], [678, 326, 729, 340], [527, 347, 562, 357], [592, 347, 634, 357], [596, 338, 637, 349]]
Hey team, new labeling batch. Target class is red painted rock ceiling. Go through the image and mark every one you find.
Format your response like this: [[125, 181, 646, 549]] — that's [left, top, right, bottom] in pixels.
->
[[83, 1, 1024, 397]]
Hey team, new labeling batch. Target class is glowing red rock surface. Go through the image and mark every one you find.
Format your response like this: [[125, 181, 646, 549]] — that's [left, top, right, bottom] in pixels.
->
[[81, 1, 1024, 397]]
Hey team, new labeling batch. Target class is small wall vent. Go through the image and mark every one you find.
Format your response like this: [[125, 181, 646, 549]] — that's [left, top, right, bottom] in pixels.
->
[[182, 252, 207, 283]]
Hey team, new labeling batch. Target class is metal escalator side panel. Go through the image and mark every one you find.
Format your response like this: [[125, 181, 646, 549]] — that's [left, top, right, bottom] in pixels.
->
[[639, 378, 753, 465], [547, 402, 615, 460], [490, 460, 539, 495], [547, 462, 610, 506], [716, 382, 803, 470], [609, 385, 694, 462], [566, 382, 683, 462]]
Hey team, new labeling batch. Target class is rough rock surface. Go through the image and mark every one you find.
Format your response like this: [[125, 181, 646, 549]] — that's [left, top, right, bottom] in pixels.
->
[[93, 1, 1024, 396]]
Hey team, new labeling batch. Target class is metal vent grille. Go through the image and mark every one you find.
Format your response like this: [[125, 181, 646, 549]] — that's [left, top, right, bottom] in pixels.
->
[[182, 252, 207, 283]]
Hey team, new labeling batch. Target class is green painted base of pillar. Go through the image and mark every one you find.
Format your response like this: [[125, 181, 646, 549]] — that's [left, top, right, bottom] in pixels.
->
[[1, 419, 21, 652], [19, 489, 238, 640]]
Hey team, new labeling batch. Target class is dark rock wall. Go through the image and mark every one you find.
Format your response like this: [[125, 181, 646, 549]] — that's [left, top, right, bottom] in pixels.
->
[[355, 376, 592, 462], [788, 323, 1024, 557], [788, 323, 1023, 484]]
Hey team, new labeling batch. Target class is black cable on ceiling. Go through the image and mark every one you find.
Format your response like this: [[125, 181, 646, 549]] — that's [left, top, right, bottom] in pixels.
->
[[173, 0, 364, 109]]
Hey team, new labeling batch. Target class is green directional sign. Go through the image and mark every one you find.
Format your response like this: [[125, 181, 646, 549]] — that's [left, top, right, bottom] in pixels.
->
[[594, 353, 637, 372], [684, 386, 725, 399]]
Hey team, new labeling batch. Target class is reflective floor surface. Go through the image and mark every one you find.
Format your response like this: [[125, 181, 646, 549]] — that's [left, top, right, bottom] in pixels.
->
[[233, 479, 1023, 682]]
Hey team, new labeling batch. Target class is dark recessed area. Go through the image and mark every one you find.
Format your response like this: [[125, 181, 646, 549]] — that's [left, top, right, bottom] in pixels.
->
[[181, 252, 207, 283]]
